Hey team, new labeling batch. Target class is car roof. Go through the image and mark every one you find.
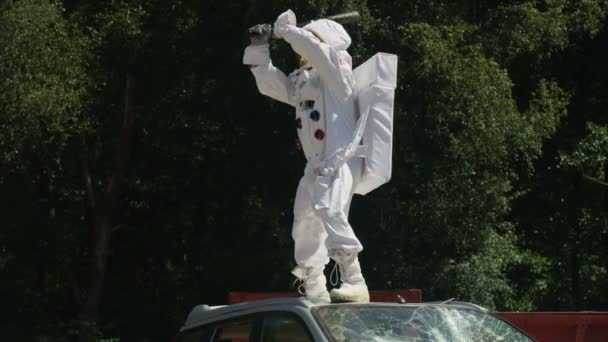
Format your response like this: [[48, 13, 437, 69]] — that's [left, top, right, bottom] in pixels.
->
[[184, 297, 315, 326], [183, 297, 489, 327]]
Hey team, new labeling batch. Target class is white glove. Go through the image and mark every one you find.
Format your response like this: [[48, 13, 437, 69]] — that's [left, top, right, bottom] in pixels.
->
[[248, 24, 272, 46], [273, 9, 296, 39]]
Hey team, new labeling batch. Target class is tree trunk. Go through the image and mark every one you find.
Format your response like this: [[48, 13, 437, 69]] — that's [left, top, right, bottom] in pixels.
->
[[78, 73, 136, 342], [79, 218, 110, 342]]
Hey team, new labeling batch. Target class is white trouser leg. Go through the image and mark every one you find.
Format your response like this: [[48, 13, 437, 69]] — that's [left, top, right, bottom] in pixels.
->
[[292, 175, 330, 267], [292, 161, 364, 267], [316, 161, 363, 253], [292, 177, 331, 303], [291, 161, 364, 303]]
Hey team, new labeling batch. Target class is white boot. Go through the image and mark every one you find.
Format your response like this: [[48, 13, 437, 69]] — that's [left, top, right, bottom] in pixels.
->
[[329, 249, 370, 303], [292, 266, 331, 304]]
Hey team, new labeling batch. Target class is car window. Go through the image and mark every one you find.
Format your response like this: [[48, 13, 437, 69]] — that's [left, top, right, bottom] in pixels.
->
[[260, 314, 313, 342], [313, 305, 534, 342], [177, 329, 204, 342], [211, 317, 256, 342]]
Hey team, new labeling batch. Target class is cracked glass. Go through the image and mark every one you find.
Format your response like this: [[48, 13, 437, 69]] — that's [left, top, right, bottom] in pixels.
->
[[313, 304, 533, 342]]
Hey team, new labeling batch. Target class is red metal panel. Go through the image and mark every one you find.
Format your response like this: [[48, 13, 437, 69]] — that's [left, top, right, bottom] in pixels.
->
[[496, 312, 608, 342], [228, 291, 300, 304], [369, 289, 422, 303], [227, 289, 422, 304]]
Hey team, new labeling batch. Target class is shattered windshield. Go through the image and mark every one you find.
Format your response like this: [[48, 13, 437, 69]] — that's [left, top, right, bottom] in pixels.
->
[[313, 304, 533, 342]]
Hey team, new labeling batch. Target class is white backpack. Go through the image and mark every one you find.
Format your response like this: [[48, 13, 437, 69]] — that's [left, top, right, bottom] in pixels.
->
[[349, 53, 398, 195]]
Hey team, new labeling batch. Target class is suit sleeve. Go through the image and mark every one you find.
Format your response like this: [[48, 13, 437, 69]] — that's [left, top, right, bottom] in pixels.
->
[[279, 26, 354, 100], [243, 44, 295, 106]]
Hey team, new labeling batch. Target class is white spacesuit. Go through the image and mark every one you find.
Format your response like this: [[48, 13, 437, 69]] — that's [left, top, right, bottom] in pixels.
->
[[244, 10, 369, 303]]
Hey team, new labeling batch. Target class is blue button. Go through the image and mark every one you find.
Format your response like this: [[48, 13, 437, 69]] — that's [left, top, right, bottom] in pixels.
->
[[310, 110, 320, 121]]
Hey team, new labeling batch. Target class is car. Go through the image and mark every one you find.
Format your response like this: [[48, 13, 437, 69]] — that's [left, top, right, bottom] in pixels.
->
[[175, 297, 536, 341]]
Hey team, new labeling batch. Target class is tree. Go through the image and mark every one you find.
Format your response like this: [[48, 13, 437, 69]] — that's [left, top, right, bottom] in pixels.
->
[[1, 0, 607, 340], [0, 1, 89, 339]]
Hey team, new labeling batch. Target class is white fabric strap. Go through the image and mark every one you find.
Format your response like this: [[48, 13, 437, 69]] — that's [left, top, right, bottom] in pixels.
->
[[330, 262, 341, 286], [316, 102, 370, 175]]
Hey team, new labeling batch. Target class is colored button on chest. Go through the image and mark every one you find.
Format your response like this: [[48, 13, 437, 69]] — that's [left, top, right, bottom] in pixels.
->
[[300, 100, 315, 110], [314, 129, 325, 141], [309, 110, 320, 121]]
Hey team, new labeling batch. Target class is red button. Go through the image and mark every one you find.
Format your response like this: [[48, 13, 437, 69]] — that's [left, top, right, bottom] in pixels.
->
[[314, 129, 325, 140]]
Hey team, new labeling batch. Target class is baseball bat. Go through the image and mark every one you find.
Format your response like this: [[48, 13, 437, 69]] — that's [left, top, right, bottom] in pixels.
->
[[298, 11, 360, 27]]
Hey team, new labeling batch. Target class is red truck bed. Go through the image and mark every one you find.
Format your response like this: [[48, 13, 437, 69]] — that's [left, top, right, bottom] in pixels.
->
[[497, 312, 608, 342], [228, 289, 422, 305]]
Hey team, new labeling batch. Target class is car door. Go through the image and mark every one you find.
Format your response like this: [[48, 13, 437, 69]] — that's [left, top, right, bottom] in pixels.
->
[[176, 311, 318, 342], [258, 312, 314, 342], [176, 316, 257, 342]]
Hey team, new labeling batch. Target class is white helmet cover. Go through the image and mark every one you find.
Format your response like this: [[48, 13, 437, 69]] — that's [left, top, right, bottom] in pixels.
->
[[303, 19, 351, 50]]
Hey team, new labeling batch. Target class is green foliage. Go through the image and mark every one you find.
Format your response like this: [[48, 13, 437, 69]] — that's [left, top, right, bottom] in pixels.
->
[[519, 79, 569, 164], [436, 230, 518, 310], [562, 123, 608, 180], [486, 0, 571, 62], [0, 0, 89, 171], [383, 20, 568, 310], [567, 0, 608, 37], [1, 0, 607, 340], [483, 0, 608, 64]]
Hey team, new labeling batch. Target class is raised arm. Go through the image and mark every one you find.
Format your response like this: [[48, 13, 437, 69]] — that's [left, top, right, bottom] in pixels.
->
[[243, 24, 295, 106], [243, 45, 295, 106], [273, 10, 354, 100]]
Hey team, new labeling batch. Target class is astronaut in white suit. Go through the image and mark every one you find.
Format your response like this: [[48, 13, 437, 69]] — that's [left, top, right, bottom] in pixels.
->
[[243, 10, 369, 303]]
